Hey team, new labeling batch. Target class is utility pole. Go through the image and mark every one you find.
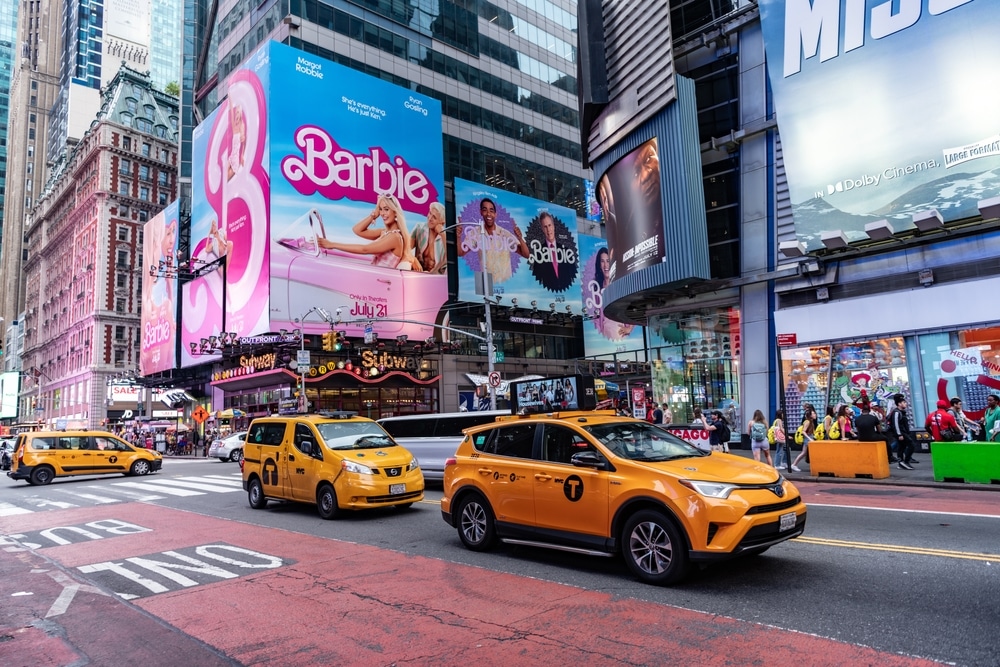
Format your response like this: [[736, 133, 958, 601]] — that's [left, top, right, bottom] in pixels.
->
[[296, 307, 333, 413]]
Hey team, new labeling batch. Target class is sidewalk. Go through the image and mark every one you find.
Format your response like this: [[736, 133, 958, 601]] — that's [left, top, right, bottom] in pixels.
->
[[729, 444, 1000, 492]]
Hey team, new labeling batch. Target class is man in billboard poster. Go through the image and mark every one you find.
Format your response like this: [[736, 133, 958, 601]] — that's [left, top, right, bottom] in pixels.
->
[[527, 210, 578, 292], [601, 138, 666, 278], [457, 197, 529, 283]]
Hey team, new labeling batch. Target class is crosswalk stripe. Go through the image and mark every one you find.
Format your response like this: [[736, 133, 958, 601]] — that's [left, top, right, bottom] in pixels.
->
[[182, 475, 243, 487], [0, 502, 33, 516], [124, 478, 240, 493], [114, 481, 205, 497], [55, 491, 120, 504], [82, 485, 164, 501]]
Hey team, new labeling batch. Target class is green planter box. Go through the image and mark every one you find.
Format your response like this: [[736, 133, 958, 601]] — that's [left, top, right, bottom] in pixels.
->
[[930, 441, 1000, 484]]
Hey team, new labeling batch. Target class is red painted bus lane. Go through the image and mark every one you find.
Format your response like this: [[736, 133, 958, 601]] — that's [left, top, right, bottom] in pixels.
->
[[1, 503, 940, 666]]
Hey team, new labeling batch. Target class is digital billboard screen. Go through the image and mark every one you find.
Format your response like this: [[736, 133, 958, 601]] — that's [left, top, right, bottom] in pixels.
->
[[267, 42, 446, 341], [140, 200, 179, 374], [509, 375, 596, 414], [597, 137, 665, 280], [578, 234, 645, 357], [759, 0, 1000, 248], [0, 371, 19, 419], [454, 179, 580, 308]]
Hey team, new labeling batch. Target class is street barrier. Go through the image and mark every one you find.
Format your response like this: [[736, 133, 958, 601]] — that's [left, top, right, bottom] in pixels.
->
[[931, 441, 1000, 485], [808, 439, 890, 479]]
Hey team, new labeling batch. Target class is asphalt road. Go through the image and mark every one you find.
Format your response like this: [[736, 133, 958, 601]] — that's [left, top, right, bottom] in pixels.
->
[[2, 459, 998, 666]]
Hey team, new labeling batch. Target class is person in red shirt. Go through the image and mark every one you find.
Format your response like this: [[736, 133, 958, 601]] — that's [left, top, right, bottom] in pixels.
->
[[925, 400, 961, 441]]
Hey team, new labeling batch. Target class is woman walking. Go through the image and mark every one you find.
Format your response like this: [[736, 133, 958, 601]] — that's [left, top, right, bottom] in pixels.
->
[[791, 405, 818, 472], [747, 409, 773, 465]]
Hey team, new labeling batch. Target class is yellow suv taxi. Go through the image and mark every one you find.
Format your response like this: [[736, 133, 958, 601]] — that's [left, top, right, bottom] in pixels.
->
[[7, 430, 162, 485], [241, 412, 424, 519], [442, 411, 806, 585]]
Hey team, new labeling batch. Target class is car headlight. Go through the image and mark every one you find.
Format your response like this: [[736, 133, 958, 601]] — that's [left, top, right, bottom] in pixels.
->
[[409, 457, 420, 471], [680, 479, 738, 499], [341, 460, 374, 475]]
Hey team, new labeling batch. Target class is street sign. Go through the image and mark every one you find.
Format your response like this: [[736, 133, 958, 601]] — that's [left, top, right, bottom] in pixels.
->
[[364, 323, 374, 344], [494, 351, 505, 363], [488, 371, 501, 387], [297, 350, 311, 370], [192, 406, 210, 424], [776, 333, 798, 347]]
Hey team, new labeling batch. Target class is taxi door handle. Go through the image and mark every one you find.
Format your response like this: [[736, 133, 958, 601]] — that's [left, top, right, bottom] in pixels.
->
[[288, 454, 295, 461], [534, 473, 552, 482], [477, 467, 493, 476]]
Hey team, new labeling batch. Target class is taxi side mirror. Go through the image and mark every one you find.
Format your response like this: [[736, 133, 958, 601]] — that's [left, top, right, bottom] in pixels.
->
[[571, 451, 607, 470]]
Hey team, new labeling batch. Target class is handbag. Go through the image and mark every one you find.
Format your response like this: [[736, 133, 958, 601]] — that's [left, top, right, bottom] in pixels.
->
[[934, 413, 961, 442]]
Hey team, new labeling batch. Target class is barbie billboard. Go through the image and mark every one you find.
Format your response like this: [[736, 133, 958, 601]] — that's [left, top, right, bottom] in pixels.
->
[[141, 200, 179, 374]]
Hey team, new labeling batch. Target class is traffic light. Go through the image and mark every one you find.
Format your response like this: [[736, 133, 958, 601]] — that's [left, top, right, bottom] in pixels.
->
[[321, 332, 336, 351], [335, 331, 346, 351]]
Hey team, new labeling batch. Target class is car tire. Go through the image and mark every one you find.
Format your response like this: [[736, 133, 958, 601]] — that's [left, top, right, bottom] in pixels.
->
[[217, 458, 228, 462], [247, 477, 268, 509], [455, 493, 497, 552], [129, 460, 152, 476], [29, 466, 55, 486], [316, 484, 342, 520], [230, 449, 243, 463], [621, 509, 689, 585]]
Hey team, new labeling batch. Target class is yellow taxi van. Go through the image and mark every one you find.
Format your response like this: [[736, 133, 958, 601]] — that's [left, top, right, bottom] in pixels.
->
[[7, 430, 163, 485], [241, 411, 424, 519]]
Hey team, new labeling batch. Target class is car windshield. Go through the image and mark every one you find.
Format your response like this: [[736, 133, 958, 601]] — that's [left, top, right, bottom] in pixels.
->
[[316, 422, 397, 450], [583, 422, 705, 462]]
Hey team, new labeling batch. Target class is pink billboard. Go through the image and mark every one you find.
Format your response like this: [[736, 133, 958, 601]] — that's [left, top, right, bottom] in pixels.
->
[[140, 200, 179, 374]]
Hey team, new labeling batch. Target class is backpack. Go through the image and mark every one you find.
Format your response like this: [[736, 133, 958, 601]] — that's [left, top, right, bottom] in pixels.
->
[[715, 419, 731, 444], [814, 422, 826, 440], [767, 426, 776, 445], [794, 425, 805, 445], [828, 421, 841, 440], [751, 421, 767, 442], [883, 409, 896, 435]]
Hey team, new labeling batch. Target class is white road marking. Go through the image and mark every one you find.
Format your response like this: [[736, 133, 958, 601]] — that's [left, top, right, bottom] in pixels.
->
[[136, 479, 241, 493], [0, 502, 33, 516], [113, 482, 204, 497]]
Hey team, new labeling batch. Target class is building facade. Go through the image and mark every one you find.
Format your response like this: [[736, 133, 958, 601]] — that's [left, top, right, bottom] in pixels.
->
[[21, 65, 179, 428]]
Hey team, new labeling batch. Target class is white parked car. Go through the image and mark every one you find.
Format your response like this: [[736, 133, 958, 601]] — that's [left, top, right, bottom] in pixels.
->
[[208, 432, 248, 462]]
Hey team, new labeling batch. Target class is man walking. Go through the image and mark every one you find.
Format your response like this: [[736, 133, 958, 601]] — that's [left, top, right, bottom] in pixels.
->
[[885, 393, 918, 469]]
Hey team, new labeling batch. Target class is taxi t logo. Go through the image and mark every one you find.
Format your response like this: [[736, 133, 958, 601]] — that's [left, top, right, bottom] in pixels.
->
[[563, 475, 584, 502]]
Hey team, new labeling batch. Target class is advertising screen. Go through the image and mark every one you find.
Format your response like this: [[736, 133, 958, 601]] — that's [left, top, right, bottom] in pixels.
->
[[454, 178, 580, 308], [140, 200, 179, 374], [509, 375, 596, 414], [267, 42, 446, 340], [759, 1, 1000, 247], [0, 371, 19, 419], [578, 234, 645, 356]]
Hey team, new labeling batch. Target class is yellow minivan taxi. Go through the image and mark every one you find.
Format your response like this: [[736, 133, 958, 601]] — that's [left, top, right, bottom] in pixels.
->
[[7, 430, 162, 485], [441, 411, 806, 585], [241, 412, 424, 519]]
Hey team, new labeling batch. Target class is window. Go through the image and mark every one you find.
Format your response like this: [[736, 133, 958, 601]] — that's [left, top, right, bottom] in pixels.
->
[[126, 98, 137, 113], [158, 192, 168, 205], [139, 210, 148, 222], [117, 225, 128, 241], [115, 325, 126, 340], [116, 273, 128, 289], [247, 422, 287, 447], [118, 181, 129, 196], [116, 249, 129, 268], [139, 165, 150, 180], [158, 171, 169, 186], [475, 424, 535, 458], [160, 148, 169, 161], [141, 143, 151, 156], [139, 186, 150, 201], [123, 136, 131, 150], [540, 425, 595, 464], [120, 203, 130, 216], [120, 158, 131, 175], [115, 298, 126, 313], [114, 350, 125, 364]]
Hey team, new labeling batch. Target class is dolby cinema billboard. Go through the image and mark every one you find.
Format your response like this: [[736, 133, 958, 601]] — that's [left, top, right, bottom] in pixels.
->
[[759, 0, 1000, 249]]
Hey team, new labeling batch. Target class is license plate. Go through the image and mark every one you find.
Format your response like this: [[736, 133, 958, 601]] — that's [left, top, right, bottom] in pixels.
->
[[390, 483, 405, 495], [779, 512, 796, 531]]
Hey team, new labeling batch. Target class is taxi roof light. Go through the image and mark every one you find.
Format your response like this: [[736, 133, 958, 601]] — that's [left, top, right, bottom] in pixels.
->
[[317, 410, 358, 420]]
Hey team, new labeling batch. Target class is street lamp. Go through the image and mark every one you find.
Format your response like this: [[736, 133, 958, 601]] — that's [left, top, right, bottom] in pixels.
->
[[295, 307, 334, 413]]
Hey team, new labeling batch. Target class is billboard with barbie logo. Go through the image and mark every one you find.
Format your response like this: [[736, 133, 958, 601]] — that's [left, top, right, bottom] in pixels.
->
[[578, 234, 645, 357], [141, 200, 179, 374], [454, 178, 580, 308], [268, 42, 446, 341], [182, 41, 446, 367]]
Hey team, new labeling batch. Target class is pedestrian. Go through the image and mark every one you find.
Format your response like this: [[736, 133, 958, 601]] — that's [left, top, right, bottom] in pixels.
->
[[645, 402, 656, 423], [948, 398, 977, 441], [709, 410, 731, 453], [854, 402, 894, 463], [661, 404, 673, 425], [771, 412, 788, 469], [885, 393, 918, 469], [925, 399, 961, 441], [985, 394, 1000, 442], [821, 406, 836, 440], [836, 404, 854, 440], [791, 406, 818, 472], [747, 409, 772, 465], [652, 402, 664, 424]]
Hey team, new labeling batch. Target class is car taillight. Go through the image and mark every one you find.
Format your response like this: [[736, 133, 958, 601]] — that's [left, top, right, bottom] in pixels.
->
[[239, 458, 244, 473], [444, 457, 457, 467]]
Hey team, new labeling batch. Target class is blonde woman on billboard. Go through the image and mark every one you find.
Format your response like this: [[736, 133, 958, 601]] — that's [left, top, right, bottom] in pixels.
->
[[410, 201, 447, 274], [226, 102, 247, 181], [318, 193, 422, 270]]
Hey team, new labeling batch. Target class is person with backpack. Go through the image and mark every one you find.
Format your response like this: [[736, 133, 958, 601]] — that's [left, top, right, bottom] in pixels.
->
[[925, 399, 961, 442], [885, 393, 918, 469], [747, 409, 773, 465], [770, 412, 788, 469], [791, 405, 818, 472], [709, 410, 731, 453]]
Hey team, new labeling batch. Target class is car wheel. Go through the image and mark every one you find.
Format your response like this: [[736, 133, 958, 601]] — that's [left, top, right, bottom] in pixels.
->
[[247, 477, 268, 509], [230, 449, 243, 463], [130, 460, 152, 476], [217, 458, 228, 462], [455, 493, 497, 552], [316, 484, 341, 520], [621, 510, 689, 585], [30, 466, 55, 486]]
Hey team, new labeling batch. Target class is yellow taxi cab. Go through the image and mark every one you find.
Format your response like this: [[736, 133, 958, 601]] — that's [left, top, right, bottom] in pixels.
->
[[241, 411, 424, 519], [7, 430, 162, 485], [441, 410, 806, 585]]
